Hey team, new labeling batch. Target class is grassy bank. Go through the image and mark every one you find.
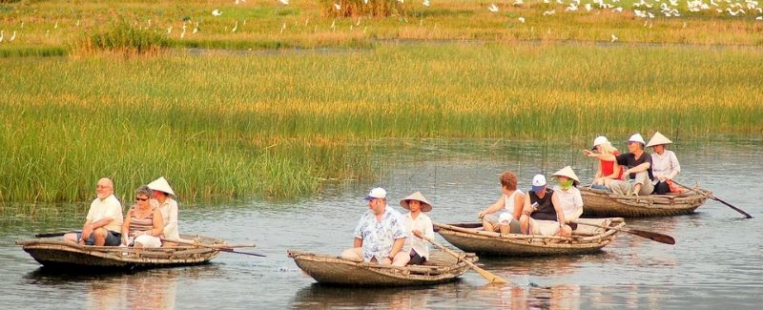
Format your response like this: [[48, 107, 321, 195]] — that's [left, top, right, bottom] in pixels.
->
[[1, 43, 761, 203], [0, 0, 762, 58]]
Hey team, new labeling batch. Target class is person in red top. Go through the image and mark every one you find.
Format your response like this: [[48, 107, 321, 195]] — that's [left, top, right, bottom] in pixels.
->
[[583, 136, 623, 189]]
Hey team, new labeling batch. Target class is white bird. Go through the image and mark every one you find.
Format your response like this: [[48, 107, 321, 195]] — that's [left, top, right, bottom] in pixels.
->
[[334, 3, 341, 10], [757, 16, 763, 20], [76, 20, 80, 27], [180, 24, 186, 39], [278, 0, 289, 5], [330, 19, 336, 31], [611, 34, 618, 42], [54, 22, 58, 29], [585, 3, 592, 11], [167, 26, 172, 35], [193, 22, 199, 34], [423, 0, 430, 6], [232, 21, 238, 33], [9, 31, 16, 42], [488, 3, 499, 12], [613, 7, 623, 13], [0, 31, 3, 43], [518, 17, 526, 23], [280, 22, 286, 33], [543, 9, 556, 16], [212, 9, 223, 16], [513, 0, 524, 6]]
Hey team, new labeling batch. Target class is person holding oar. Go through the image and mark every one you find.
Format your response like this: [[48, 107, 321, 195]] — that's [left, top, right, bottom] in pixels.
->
[[63, 178, 123, 246], [551, 166, 584, 238], [399, 191, 435, 265], [646, 132, 682, 195], [147, 177, 181, 245], [341, 188, 410, 267]]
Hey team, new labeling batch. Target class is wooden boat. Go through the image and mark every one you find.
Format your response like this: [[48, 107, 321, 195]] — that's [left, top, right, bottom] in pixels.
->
[[434, 218, 625, 257], [580, 186, 708, 217], [287, 249, 477, 286], [16, 234, 225, 271]]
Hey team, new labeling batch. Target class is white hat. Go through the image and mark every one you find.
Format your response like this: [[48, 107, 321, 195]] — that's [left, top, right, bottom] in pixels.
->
[[627, 133, 646, 145], [498, 213, 514, 225], [147, 177, 175, 197], [365, 187, 387, 200], [531, 174, 547, 192], [591, 136, 610, 150], [399, 191, 433, 212], [552, 166, 580, 184], [646, 132, 673, 147]]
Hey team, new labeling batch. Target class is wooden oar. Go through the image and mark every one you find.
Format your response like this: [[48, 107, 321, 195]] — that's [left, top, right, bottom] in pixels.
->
[[672, 181, 752, 219], [421, 236, 508, 285], [35, 230, 80, 238], [162, 238, 266, 257], [572, 221, 675, 245]]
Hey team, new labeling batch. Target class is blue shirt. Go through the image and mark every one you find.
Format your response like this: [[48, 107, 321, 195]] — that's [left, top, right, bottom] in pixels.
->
[[353, 206, 407, 262]]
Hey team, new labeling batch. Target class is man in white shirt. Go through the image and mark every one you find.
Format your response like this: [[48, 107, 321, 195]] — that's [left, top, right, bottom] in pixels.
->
[[64, 178, 123, 246]]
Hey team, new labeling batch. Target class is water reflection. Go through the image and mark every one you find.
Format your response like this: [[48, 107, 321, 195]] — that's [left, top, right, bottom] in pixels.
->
[[289, 284, 435, 310]]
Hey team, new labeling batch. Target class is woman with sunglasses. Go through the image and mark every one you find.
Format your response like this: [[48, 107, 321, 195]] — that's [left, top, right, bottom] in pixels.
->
[[121, 186, 164, 248]]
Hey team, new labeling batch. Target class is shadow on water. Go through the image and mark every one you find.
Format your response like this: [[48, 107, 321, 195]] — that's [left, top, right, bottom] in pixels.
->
[[289, 283, 457, 309]]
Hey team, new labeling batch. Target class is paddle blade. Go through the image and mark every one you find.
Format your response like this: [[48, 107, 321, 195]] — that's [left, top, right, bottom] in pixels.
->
[[627, 229, 676, 245], [473, 266, 507, 284]]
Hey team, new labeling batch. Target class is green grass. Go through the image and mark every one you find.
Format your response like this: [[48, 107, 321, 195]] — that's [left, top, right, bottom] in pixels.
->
[[1, 43, 761, 203]]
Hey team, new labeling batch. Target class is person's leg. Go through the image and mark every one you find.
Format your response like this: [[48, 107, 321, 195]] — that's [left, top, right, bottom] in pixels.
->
[[634, 171, 653, 195], [519, 215, 530, 235], [103, 231, 122, 246], [391, 251, 411, 267], [409, 250, 426, 265], [559, 225, 572, 238], [609, 180, 631, 195], [92, 228, 108, 246], [483, 213, 499, 232], [64, 233, 79, 243], [653, 181, 669, 195], [340, 247, 363, 262]]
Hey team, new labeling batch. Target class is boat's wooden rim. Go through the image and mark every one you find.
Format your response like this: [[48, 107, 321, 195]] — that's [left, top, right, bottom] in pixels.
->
[[287, 249, 477, 275], [434, 218, 624, 246]]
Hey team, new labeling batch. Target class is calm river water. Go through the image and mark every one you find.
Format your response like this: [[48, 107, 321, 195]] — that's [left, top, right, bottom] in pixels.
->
[[1, 139, 761, 309]]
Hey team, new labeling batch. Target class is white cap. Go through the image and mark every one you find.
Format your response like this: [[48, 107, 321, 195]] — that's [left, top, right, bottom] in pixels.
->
[[532, 174, 547, 192], [365, 187, 387, 200], [592, 136, 610, 150], [627, 133, 645, 145], [498, 213, 514, 225]]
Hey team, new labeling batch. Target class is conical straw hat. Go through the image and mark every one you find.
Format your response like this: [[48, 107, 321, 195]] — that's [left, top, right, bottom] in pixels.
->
[[147, 177, 175, 197], [646, 132, 673, 147], [399, 191, 433, 212], [552, 166, 580, 184]]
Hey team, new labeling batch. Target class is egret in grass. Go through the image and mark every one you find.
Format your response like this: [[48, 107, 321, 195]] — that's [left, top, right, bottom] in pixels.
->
[[0, 30, 3, 43], [611, 34, 618, 42], [280, 23, 286, 34], [757, 16, 763, 20], [488, 3, 499, 12], [278, 0, 289, 5], [212, 9, 223, 16], [76, 20, 80, 27], [167, 26, 172, 35], [180, 23, 186, 39], [543, 9, 555, 16], [193, 22, 199, 34], [513, 0, 524, 6], [334, 3, 341, 10], [423, 0, 430, 6], [9, 31, 16, 42], [518, 17, 526, 23], [232, 21, 238, 33]]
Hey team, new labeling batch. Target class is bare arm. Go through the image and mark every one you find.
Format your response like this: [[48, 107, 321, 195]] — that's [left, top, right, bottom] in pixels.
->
[[625, 162, 651, 174], [512, 193, 524, 220], [389, 238, 405, 258], [479, 195, 505, 219], [121, 210, 132, 239], [90, 217, 113, 230], [353, 237, 362, 248], [552, 193, 566, 226], [150, 209, 164, 237]]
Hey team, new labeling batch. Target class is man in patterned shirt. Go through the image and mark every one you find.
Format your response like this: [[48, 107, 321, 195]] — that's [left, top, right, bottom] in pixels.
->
[[340, 187, 410, 267]]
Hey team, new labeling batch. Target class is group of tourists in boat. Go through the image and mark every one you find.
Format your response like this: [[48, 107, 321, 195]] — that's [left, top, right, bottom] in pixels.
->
[[335, 131, 682, 268], [61, 177, 180, 249]]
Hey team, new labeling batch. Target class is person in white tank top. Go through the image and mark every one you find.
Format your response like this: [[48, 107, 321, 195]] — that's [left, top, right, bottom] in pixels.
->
[[478, 171, 525, 234]]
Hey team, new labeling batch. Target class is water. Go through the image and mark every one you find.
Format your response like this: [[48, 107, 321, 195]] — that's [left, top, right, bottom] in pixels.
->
[[1, 139, 761, 309]]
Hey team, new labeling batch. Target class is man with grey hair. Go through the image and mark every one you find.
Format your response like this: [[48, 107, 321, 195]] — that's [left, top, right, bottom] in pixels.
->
[[64, 178, 124, 246], [609, 133, 655, 196]]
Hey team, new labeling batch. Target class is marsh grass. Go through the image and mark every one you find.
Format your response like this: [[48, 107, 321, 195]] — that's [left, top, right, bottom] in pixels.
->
[[1, 43, 761, 203], [73, 20, 169, 56]]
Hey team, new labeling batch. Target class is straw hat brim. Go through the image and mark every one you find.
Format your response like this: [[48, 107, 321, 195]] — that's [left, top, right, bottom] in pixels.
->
[[399, 192, 433, 212], [646, 132, 673, 147], [147, 177, 176, 197], [552, 166, 580, 184]]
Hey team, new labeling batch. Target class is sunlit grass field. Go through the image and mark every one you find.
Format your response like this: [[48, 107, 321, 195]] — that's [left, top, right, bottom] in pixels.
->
[[1, 1, 761, 204]]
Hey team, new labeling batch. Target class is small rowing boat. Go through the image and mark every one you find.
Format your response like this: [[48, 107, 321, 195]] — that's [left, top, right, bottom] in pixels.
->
[[434, 218, 624, 256], [16, 234, 227, 271], [287, 249, 477, 286], [580, 186, 708, 217]]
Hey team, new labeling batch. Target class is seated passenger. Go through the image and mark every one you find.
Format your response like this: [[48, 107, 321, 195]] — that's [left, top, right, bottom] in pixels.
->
[[582, 136, 623, 189], [147, 177, 180, 243], [121, 186, 164, 248], [519, 174, 566, 237], [63, 178, 123, 246], [400, 191, 435, 265], [551, 166, 584, 238], [646, 132, 682, 195], [477, 171, 524, 234], [340, 188, 410, 267], [609, 133, 655, 196]]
